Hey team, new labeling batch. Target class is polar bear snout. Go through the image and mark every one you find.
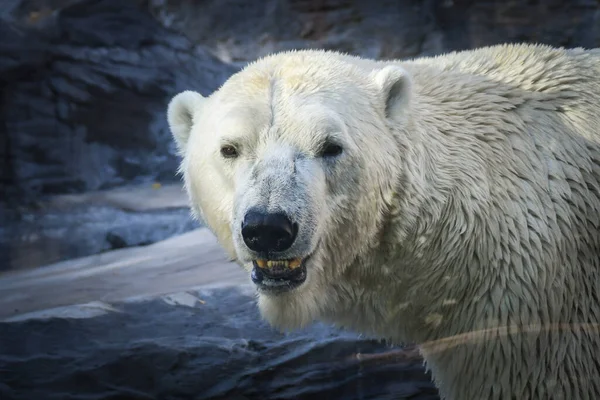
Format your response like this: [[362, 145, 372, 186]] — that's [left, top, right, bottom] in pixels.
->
[[238, 208, 316, 294], [241, 210, 298, 253]]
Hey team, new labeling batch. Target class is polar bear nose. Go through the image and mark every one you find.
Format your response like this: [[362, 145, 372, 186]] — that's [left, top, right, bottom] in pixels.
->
[[241, 210, 298, 253]]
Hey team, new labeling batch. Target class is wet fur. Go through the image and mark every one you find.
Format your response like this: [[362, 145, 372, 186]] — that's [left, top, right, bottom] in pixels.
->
[[168, 43, 600, 399]]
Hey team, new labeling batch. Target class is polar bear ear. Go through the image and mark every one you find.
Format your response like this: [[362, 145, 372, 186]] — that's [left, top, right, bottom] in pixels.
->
[[167, 90, 206, 154], [371, 66, 412, 119]]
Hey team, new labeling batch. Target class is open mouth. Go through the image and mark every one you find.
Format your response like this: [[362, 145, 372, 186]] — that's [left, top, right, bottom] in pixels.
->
[[251, 257, 308, 293]]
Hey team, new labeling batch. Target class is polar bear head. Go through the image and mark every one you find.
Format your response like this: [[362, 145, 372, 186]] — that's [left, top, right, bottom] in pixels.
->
[[167, 51, 412, 329]]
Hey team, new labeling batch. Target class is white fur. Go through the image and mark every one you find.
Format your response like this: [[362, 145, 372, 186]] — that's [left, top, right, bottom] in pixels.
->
[[167, 43, 600, 399]]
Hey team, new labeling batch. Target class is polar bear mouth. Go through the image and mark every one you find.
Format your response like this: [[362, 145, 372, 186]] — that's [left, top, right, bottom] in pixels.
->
[[251, 257, 308, 293]]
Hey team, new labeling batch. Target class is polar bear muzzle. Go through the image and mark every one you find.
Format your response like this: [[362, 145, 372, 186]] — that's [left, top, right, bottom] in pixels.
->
[[241, 209, 310, 292]]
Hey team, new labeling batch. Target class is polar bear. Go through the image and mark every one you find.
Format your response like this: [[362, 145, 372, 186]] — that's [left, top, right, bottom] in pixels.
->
[[167, 43, 600, 399]]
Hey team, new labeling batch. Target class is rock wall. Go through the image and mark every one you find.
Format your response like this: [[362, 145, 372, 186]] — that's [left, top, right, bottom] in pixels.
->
[[147, 0, 600, 65], [0, 0, 236, 205]]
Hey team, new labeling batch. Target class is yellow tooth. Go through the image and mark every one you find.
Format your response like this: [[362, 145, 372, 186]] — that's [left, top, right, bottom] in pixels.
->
[[264, 260, 295, 268], [260, 259, 303, 269]]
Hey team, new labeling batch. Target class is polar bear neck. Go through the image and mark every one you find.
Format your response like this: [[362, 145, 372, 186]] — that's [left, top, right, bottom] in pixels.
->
[[321, 47, 600, 399], [325, 56, 596, 327]]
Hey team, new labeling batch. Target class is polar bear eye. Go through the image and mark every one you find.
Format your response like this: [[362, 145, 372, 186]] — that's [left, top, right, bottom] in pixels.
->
[[320, 142, 343, 158], [220, 145, 239, 159]]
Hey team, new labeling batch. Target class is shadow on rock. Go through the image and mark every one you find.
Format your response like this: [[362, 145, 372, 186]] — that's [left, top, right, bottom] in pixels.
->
[[0, 286, 439, 400]]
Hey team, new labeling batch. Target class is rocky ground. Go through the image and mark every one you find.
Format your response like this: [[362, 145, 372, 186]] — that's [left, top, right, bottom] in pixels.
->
[[0, 228, 438, 400], [0, 286, 437, 400]]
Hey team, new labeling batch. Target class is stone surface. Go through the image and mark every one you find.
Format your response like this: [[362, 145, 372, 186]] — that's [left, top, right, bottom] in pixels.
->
[[0, 183, 198, 271], [0, 228, 242, 318], [147, 0, 600, 66], [0, 286, 438, 400], [0, 0, 237, 204]]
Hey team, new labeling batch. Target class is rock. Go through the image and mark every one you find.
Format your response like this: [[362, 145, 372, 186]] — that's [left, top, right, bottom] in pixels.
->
[[0, 205, 198, 271], [0, 227, 245, 318], [0, 0, 237, 204], [0, 286, 439, 400], [0, 183, 199, 271], [146, 0, 600, 65]]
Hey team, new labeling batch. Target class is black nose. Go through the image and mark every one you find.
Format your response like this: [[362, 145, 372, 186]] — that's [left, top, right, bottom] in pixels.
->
[[241, 210, 298, 253]]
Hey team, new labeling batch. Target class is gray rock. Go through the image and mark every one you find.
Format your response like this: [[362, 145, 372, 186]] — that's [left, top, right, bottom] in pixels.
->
[[0, 0, 237, 204], [0, 182, 198, 271], [0, 204, 199, 271], [147, 0, 600, 64], [0, 286, 439, 400]]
